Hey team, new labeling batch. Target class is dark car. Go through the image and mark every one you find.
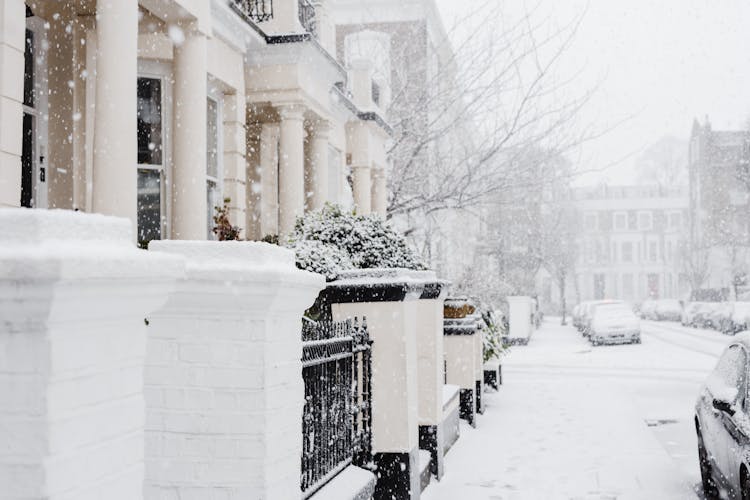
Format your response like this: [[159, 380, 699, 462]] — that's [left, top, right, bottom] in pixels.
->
[[695, 334, 750, 498]]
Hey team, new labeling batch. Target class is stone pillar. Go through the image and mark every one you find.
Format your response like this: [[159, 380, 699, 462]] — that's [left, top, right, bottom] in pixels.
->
[[259, 122, 279, 238], [371, 166, 387, 216], [92, 0, 138, 229], [348, 122, 371, 215], [321, 269, 424, 500], [416, 277, 448, 480], [277, 104, 305, 236], [307, 120, 330, 211], [443, 300, 480, 428], [223, 92, 247, 231], [145, 241, 324, 500], [0, 209, 181, 500], [245, 123, 262, 240], [0, 0, 24, 207], [171, 23, 207, 240], [352, 164, 372, 215]]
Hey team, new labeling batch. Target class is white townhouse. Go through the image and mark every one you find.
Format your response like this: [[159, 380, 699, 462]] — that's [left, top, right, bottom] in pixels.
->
[[0, 0, 392, 245]]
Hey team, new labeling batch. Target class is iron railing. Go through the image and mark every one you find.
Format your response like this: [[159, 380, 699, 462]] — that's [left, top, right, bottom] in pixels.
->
[[301, 318, 372, 497], [298, 0, 317, 36], [230, 0, 273, 23]]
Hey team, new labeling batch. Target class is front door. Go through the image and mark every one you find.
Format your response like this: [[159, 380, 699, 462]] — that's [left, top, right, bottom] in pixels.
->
[[21, 12, 48, 208]]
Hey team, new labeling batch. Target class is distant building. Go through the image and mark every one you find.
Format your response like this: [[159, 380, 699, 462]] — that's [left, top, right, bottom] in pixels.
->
[[688, 118, 750, 293], [563, 184, 690, 305]]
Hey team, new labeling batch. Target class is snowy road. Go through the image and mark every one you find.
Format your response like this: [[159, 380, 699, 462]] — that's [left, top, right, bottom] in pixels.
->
[[423, 318, 734, 500]]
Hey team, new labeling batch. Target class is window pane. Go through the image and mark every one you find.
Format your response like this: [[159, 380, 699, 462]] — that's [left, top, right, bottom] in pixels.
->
[[207, 179, 220, 240], [137, 78, 163, 165], [24, 29, 34, 108], [207, 98, 219, 179], [138, 169, 162, 246]]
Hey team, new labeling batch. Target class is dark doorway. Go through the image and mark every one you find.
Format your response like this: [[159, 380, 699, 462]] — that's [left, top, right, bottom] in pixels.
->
[[21, 113, 33, 207]]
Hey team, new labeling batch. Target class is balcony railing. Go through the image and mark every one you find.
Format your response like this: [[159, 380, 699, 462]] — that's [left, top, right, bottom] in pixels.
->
[[230, 0, 274, 23], [298, 0, 317, 36], [301, 318, 372, 498]]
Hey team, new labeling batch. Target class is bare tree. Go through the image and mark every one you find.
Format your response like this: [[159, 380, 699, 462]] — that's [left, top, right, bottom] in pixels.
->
[[385, 1, 596, 224], [680, 239, 710, 297], [634, 136, 688, 187]]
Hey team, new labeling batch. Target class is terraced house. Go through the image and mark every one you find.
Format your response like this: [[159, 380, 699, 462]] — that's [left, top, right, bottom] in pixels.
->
[[0, 0, 392, 243]]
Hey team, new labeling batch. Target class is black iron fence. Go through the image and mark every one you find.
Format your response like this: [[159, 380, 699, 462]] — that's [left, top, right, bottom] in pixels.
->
[[230, 0, 274, 23], [298, 0, 317, 36], [301, 318, 372, 497]]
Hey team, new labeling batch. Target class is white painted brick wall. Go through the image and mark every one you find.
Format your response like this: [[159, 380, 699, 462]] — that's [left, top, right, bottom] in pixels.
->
[[0, 209, 181, 500], [145, 241, 324, 500]]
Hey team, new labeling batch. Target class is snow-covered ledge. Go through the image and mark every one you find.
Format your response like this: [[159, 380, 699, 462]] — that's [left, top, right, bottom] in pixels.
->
[[0, 209, 182, 500], [319, 268, 426, 500], [144, 241, 324, 500]]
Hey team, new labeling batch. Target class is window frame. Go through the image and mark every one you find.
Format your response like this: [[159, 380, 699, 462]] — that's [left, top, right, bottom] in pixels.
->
[[613, 211, 628, 231], [206, 92, 223, 240]]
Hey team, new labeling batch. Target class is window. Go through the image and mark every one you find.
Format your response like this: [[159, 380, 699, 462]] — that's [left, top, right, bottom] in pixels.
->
[[712, 346, 747, 406], [614, 212, 627, 231], [622, 242, 633, 262], [137, 77, 165, 246], [649, 241, 657, 262], [206, 97, 221, 239], [638, 211, 653, 230], [371, 81, 381, 107]]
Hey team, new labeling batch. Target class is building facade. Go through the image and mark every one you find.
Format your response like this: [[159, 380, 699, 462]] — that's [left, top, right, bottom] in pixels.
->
[[571, 184, 690, 304], [688, 117, 750, 293], [0, 0, 392, 246], [331, 0, 482, 285]]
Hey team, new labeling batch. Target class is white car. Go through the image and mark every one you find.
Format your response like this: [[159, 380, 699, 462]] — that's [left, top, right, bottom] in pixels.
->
[[589, 303, 641, 345]]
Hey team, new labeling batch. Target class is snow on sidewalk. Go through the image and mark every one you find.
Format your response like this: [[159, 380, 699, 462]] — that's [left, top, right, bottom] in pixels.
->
[[423, 320, 697, 500]]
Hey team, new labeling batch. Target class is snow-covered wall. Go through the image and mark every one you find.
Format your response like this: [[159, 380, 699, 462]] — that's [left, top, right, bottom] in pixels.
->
[[144, 241, 324, 499], [0, 209, 182, 500]]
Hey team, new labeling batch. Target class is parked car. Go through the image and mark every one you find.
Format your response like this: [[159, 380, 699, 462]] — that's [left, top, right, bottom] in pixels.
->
[[695, 335, 750, 498], [727, 302, 750, 335], [578, 300, 624, 337], [639, 300, 658, 320], [706, 303, 733, 332], [588, 303, 641, 345], [690, 302, 715, 329], [682, 302, 704, 327], [639, 299, 682, 321]]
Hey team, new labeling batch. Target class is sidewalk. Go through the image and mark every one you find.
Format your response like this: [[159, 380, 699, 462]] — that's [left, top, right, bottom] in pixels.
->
[[422, 320, 697, 500]]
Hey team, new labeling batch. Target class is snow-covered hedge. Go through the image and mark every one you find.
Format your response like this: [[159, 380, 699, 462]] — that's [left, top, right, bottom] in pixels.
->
[[286, 204, 427, 280]]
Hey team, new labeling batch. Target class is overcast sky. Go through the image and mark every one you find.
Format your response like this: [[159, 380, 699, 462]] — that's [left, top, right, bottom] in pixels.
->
[[435, 0, 750, 185]]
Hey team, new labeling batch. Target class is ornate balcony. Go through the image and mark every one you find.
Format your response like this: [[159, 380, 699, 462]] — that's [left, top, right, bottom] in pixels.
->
[[298, 0, 317, 36], [231, 0, 274, 23]]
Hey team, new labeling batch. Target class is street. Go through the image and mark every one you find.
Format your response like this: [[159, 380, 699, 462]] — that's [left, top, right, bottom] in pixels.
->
[[424, 317, 732, 500]]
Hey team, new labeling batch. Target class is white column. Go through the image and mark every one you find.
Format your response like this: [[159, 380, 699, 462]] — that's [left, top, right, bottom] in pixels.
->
[[171, 23, 207, 240], [277, 104, 305, 236], [352, 165, 372, 215], [92, 0, 138, 228], [222, 92, 247, 230], [307, 120, 330, 211], [371, 166, 387, 216], [0, 0, 24, 207], [258, 123, 279, 237]]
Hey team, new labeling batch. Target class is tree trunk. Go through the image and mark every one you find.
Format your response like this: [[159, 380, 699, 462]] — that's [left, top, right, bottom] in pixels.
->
[[559, 274, 567, 326]]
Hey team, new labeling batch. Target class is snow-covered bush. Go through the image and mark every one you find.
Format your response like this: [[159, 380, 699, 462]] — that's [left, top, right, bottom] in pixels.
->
[[481, 308, 507, 362], [287, 204, 426, 279], [289, 239, 353, 281]]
